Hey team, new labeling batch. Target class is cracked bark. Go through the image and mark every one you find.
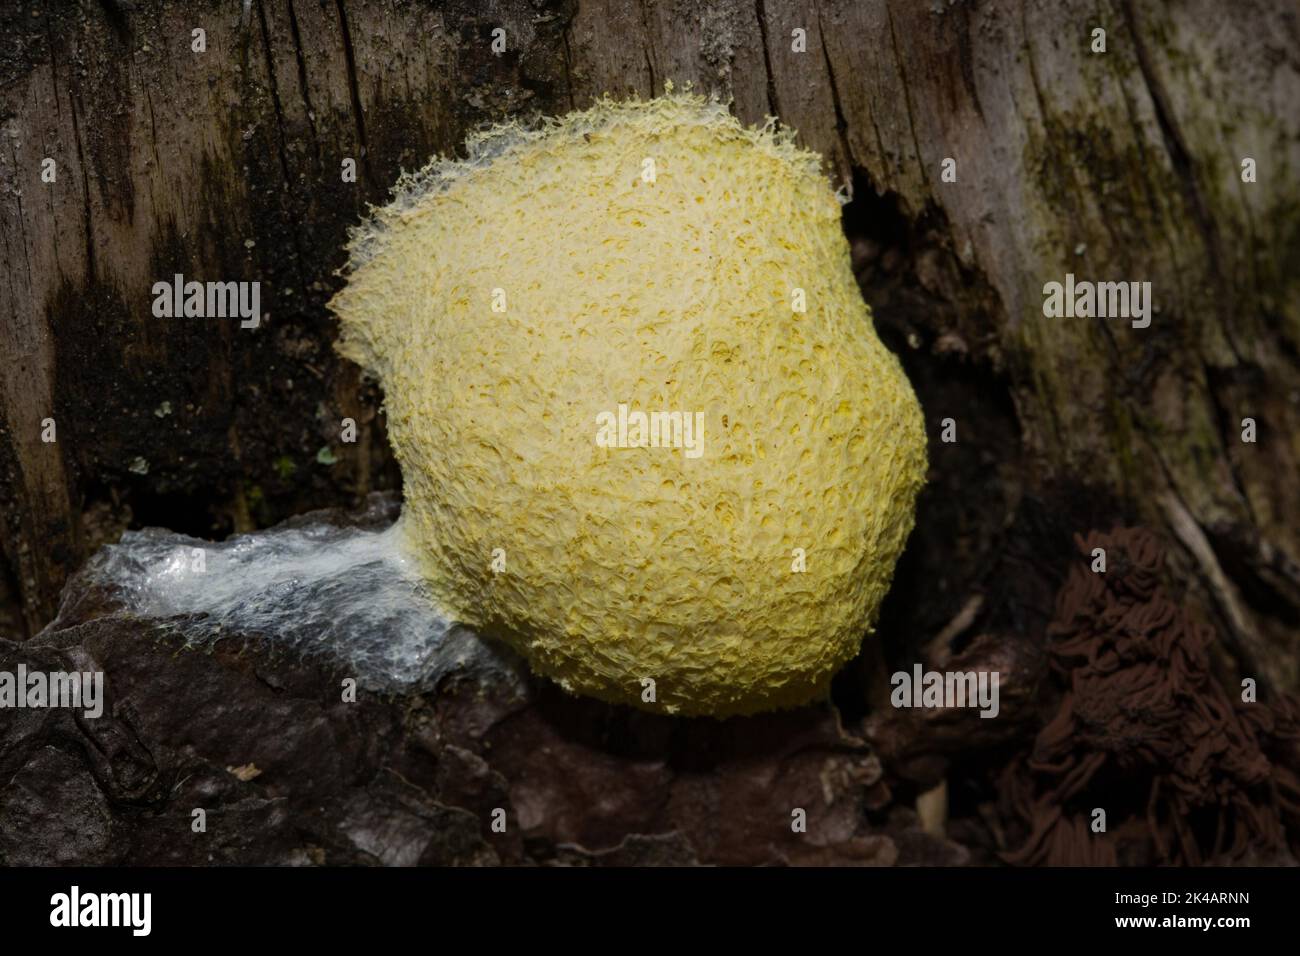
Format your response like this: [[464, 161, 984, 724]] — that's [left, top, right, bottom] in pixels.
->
[[0, 0, 1297, 702]]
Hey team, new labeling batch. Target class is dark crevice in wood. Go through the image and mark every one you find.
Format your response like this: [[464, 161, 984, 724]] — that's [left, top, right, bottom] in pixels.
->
[[1203, 361, 1260, 526], [253, 0, 309, 290], [1208, 525, 1300, 627], [560, 23, 578, 110], [636, 0, 658, 96], [6, 138, 34, 294], [843, 163, 1028, 687], [814, 2, 854, 188], [1121, 0, 1240, 363], [754, 0, 779, 119], [143, 87, 161, 171], [952, 2, 984, 122], [1100, 15, 1188, 311], [65, 71, 95, 285], [334, 0, 372, 184], [884, 0, 928, 193], [286, 0, 323, 169]]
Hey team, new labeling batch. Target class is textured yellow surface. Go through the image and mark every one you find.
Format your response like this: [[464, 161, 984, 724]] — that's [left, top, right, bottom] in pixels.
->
[[330, 93, 927, 716]]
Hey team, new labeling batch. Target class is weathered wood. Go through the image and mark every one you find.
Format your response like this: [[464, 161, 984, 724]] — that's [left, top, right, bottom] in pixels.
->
[[2, 0, 1298, 693]]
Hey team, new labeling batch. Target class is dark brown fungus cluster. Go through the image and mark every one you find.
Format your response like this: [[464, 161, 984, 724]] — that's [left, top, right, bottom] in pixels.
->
[[1002, 527, 1300, 865]]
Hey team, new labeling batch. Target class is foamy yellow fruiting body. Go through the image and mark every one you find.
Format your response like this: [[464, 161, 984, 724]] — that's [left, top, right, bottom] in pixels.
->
[[330, 94, 927, 717]]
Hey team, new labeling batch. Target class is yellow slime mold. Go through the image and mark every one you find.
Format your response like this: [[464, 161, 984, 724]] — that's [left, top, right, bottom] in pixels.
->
[[330, 93, 927, 716]]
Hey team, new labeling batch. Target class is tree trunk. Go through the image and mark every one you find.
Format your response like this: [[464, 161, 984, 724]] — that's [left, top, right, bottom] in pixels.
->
[[2, 0, 1298, 693]]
